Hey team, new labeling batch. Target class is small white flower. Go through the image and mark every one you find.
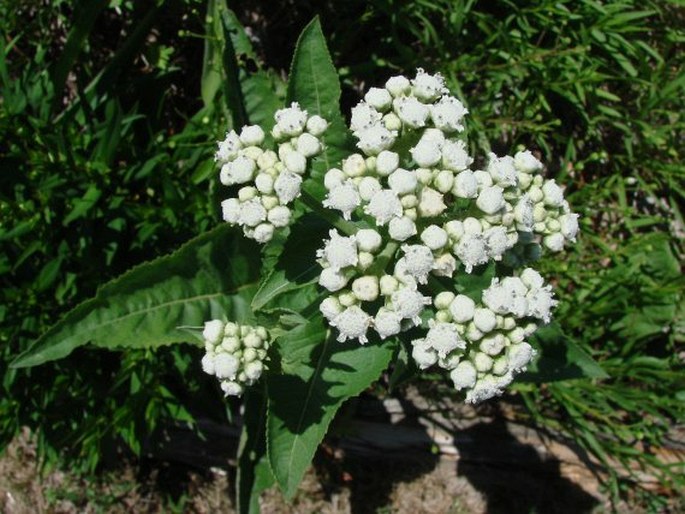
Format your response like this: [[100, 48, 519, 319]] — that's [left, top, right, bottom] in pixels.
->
[[410, 139, 442, 168], [257, 150, 278, 170], [375, 150, 400, 176], [432, 253, 457, 277], [201, 354, 216, 375], [274, 171, 303, 204], [214, 353, 240, 379], [355, 228, 382, 253], [274, 102, 308, 136], [418, 187, 447, 217], [514, 150, 543, 173], [356, 124, 397, 155], [385, 75, 411, 97], [401, 244, 435, 284], [455, 233, 489, 273], [420, 225, 448, 250], [391, 286, 432, 325], [296, 133, 321, 157], [542, 179, 564, 207], [393, 96, 430, 128], [484, 226, 511, 259], [452, 170, 478, 199], [350, 102, 382, 134], [520, 268, 544, 290], [527, 287, 556, 322], [473, 308, 497, 333], [389, 216, 417, 241], [323, 181, 360, 220], [480, 333, 506, 356], [449, 294, 476, 323], [425, 321, 465, 358], [441, 140, 473, 172], [465, 375, 503, 403], [240, 125, 265, 146], [365, 189, 403, 225], [473, 170, 494, 188], [508, 342, 535, 371], [411, 338, 438, 369], [320, 296, 343, 320], [220, 155, 257, 185], [255, 173, 274, 194], [374, 307, 402, 339], [244, 360, 264, 381], [444, 220, 465, 241], [450, 361, 477, 390], [434, 169, 454, 193], [388, 168, 419, 195], [306, 115, 329, 136], [430, 96, 468, 132], [324, 168, 346, 190], [320, 230, 359, 269], [411, 69, 446, 102], [267, 205, 291, 228], [238, 199, 267, 227], [487, 153, 518, 188], [331, 305, 373, 343], [351, 275, 379, 302], [514, 196, 534, 230], [365, 87, 393, 111], [476, 185, 505, 215], [379, 274, 400, 296]]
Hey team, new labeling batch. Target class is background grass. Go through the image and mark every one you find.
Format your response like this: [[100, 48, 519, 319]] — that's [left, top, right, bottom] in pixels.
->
[[1, 0, 683, 508]]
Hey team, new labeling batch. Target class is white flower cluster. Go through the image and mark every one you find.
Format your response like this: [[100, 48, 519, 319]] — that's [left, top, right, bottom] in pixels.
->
[[316, 70, 579, 402], [216, 103, 328, 243], [412, 268, 554, 403], [200, 320, 270, 397]]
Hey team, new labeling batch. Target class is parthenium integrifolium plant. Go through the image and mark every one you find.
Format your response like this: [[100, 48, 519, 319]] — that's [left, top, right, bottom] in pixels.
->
[[207, 69, 578, 402]]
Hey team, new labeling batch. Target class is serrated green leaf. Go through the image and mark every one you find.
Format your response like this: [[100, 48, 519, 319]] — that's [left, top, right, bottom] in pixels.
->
[[520, 323, 609, 382], [286, 17, 354, 201], [267, 316, 394, 498], [12, 225, 260, 368]]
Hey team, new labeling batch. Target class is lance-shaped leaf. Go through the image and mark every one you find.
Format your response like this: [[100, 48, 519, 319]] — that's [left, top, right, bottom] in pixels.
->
[[12, 225, 261, 368], [267, 316, 395, 498]]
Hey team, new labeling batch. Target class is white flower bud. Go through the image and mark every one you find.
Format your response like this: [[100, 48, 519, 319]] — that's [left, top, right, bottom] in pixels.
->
[[319, 267, 349, 292], [379, 274, 399, 296], [238, 186, 258, 202], [420, 225, 448, 250], [450, 170, 478, 199], [434, 170, 454, 193], [542, 179, 564, 207], [383, 112, 403, 131], [514, 196, 534, 230], [220, 155, 257, 185], [221, 336, 240, 353], [418, 187, 447, 217], [319, 230, 358, 269], [508, 342, 534, 371], [473, 352, 493, 373], [393, 96, 430, 128], [257, 151, 279, 171], [365, 87, 393, 111], [543, 233, 565, 252], [473, 170, 493, 188], [254, 172, 274, 194], [441, 140, 473, 172], [412, 338, 438, 369], [389, 216, 417, 241], [385, 75, 411, 97], [296, 133, 321, 157], [331, 305, 372, 343], [201, 354, 216, 375], [434, 291, 456, 310], [450, 361, 477, 390], [463, 217, 482, 235], [559, 213, 579, 241], [410, 139, 442, 168], [274, 171, 302, 203], [267, 205, 291, 228], [306, 115, 328, 136], [412, 69, 446, 102], [338, 292, 356, 307], [520, 268, 544, 290], [323, 181, 360, 220], [365, 189, 403, 225], [238, 199, 267, 227], [261, 195, 279, 211], [356, 229, 383, 253], [352, 276, 380, 302], [357, 251, 374, 270], [514, 150, 543, 173], [484, 226, 511, 259], [527, 287, 556, 323], [432, 253, 457, 277], [426, 321, 465, 358], [358, 176, 382, 201], [476, 185, 505, 214], [376, 150, 400, 176], [221, 198, 241, 224], [240, 125, 265, 146], [388, 168, 418, 195], [480, 334, 506, 356], [283, 151, 307, 174], [430, 96, 468, 132], [450, 294, 475, 323], [371, 308, 400, 339], [203, 320, 225, 345], [473, 308, 497, 333], [221, 381, 244, 396], [216, 131, 242, 162], [253, 223, 274, 243], [341, 153, 365, 177], [214, 353, 240, 379], [324, 168, 346, 190], [244, 360, 264, 381], [444, 220, 465, 241], [401, 194, 418, 208], [320, 296, 343, 320], [391, 286, 432, 325], [455, 234, 489, 273]]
